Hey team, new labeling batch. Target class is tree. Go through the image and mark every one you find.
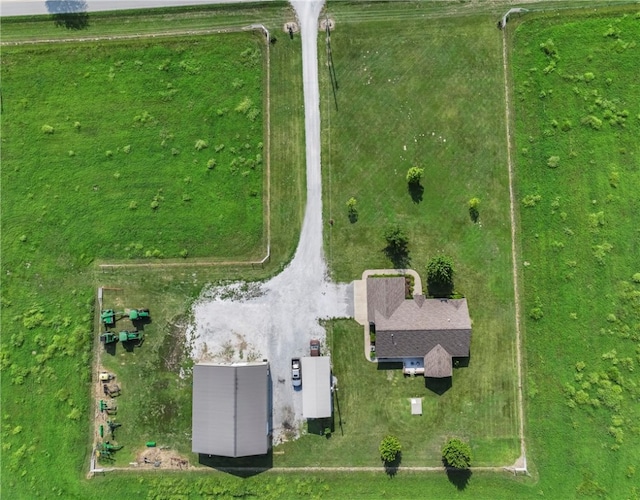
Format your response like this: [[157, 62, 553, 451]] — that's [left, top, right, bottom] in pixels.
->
[[426, 255, 454, 288], [442, 438, 472, 469], [406, 166, 424, 185], [383, 225, 410, 267], [346, 197, 358, 223], [468, 197, 480, 223], [379, 435, 401, 463]]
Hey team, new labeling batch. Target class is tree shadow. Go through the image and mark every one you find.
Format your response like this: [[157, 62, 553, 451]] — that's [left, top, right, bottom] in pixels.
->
[[408, 182, 424, 204], [426, 280, 454, 298], [383, 451, 402, 477], [348, 211, 358, 224], [46, 0, 89, 30], [425, 376, 452, 395], [445, 467, 472, 490], [383, 245, 410, 268], [469, 207, 479, 223]]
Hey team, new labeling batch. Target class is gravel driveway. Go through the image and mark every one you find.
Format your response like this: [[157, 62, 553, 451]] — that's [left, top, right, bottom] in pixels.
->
[[188, 0, 353, 444]]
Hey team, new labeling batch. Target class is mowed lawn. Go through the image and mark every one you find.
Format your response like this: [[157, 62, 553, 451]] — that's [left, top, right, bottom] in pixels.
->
[[316, 14, 520, 465], [511, 10, 640, 498], [2, 33, 265, 263]]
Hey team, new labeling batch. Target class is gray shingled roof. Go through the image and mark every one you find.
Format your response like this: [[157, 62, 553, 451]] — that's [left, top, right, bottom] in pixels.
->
[[192, 363, 269, 457], [367, 277, 472, 360], [424, 344, 453, 378]]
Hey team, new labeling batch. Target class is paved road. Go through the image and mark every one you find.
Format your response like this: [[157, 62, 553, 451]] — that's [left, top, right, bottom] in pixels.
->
[[0, 0, 269, 17]]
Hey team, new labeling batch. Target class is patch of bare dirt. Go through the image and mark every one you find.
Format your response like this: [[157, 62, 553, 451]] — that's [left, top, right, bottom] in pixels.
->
[[134, 447, 191, 470]]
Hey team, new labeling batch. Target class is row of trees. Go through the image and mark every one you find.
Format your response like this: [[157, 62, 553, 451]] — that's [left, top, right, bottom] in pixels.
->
[[379, 435, 472, 468]]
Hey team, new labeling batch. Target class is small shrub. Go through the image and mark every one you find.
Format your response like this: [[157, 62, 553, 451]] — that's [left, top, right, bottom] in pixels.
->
[[235, 97, 253, 114], [581, 115, 602, 130], [19, 235, 27, 243], [609, 170, 619, 188], [171, 148, 180, 156], [73, 121, 81, 130], [122, 145, 131, 154], [182, 194, 192, 202], [632, 273, 640, 283], [593, 242, 613, 264], [207, 159, 217, 170], [561, 120, 572, 131], [180, 249, 188, 259], [128, 201, 138, 211], [215, 144, 225, 153], [584, 72, 595, 82], [522, 194, 542, 207], [113, 172, 121, 180], [105, 150, 113, 158], [195, 140, 208, 151], [406, 166, 424, 185], [41, 125, 54, 134], [468, 197, 480, 222], [547, 156, 560, 168], [150, 200, 160, 210], [379, 435, 401, 463], [68, 150, 75, 157]]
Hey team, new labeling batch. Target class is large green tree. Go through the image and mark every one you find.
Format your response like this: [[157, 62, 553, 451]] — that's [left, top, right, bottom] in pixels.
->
[[426, 255, 455, 296], [442, 438, 472, 469]]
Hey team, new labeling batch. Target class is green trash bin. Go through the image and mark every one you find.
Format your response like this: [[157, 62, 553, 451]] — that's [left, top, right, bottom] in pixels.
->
[[146, 441, 156, 447]]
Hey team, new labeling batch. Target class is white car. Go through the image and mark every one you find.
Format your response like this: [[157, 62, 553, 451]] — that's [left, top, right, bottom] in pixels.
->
[[291, 358, 302, 388]]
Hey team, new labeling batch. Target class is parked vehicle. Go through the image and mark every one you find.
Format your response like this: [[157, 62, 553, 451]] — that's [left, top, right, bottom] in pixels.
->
[[291, 358, 302, 388], [310, 339, 320, 356]]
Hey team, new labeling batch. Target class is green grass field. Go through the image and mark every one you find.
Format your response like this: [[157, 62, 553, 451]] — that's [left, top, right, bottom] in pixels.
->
[[278, 320, 518, 466], [0, 5, 306, 498], [2, 2, 640, 499], [2, 33, 265, 262], [510, 9, 640, 498], [319, 11, 520, 466]]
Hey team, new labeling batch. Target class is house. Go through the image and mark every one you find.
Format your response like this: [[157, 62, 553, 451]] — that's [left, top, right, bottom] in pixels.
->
[[301, 356, 332, 419], [367, 276, 471, 378], [192, 362, 269, 457]]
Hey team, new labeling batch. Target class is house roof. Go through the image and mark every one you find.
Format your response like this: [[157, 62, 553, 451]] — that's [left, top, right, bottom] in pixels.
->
[[301, 357, 332, 419], [424, 344, 453, 378], [367, 277, 471, 359], [192, 362, 269, 457]]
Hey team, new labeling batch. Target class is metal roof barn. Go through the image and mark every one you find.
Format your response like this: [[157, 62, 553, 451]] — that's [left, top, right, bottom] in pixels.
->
[[192, 362, 269, 457], [301, 357, 332, 419]]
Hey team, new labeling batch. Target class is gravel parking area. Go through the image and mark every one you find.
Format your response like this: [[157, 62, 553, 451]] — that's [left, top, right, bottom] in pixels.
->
[[189, 263, 352, 444]]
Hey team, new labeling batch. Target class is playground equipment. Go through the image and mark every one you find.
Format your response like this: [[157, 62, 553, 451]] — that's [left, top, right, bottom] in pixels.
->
[[99, 400, 117, 414], [97, 449, 114, 461], [103, 383, 121, 398], [100, 332, 117, 344], [118, 330, 143, 342], [107, 420, 121, 439], [128, 308, 150, 321], [100, 441, 123, 452]]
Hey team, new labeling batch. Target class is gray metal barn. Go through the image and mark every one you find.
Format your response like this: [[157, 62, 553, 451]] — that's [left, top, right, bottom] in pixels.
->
[[192, 362, 269, 457]]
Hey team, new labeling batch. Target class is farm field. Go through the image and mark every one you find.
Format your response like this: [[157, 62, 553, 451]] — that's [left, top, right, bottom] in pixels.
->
[[319, 10, 520, 467], [2, 2, 640, 500], [510, 9, 640, 498], [0, 4, 306, 498], [2, 33, 266, 262]]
